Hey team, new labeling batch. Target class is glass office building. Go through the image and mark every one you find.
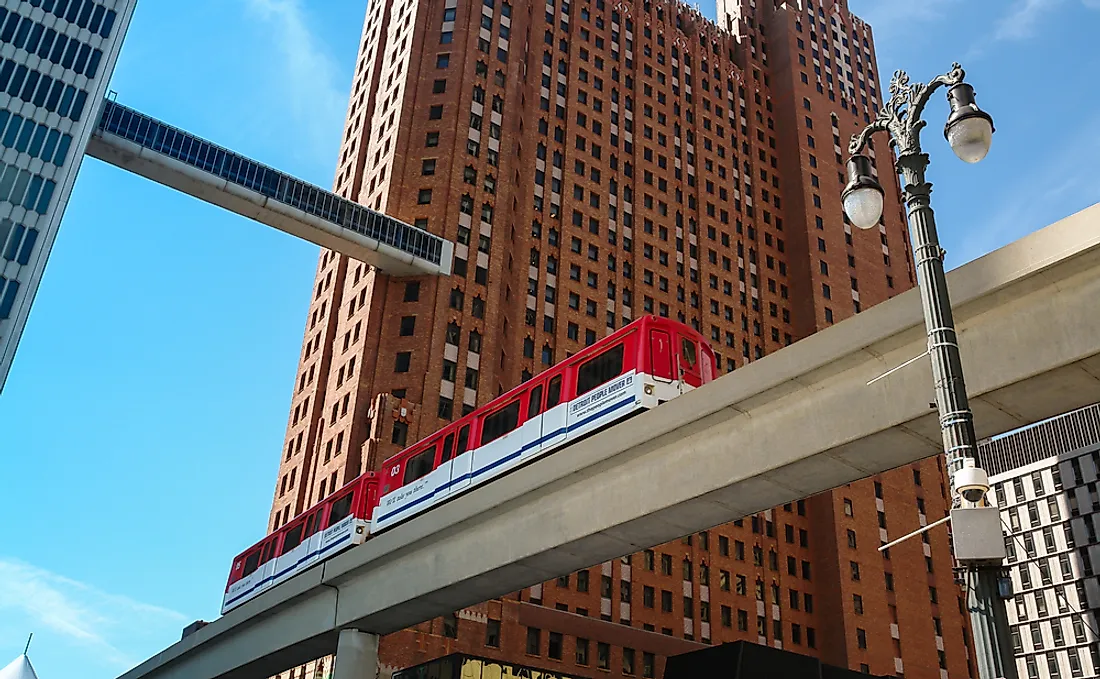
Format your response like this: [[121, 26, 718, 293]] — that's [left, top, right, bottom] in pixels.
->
[[0, 0, 136, 392]]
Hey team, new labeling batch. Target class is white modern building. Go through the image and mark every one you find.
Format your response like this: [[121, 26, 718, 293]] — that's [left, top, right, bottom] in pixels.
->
[[982, 404, 1100, 679], [0, 653, 39, 679], [0, 0, 137, 392]]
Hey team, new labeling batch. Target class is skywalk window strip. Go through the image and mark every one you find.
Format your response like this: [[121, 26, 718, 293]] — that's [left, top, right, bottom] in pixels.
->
[[98, 101, 445, 264]]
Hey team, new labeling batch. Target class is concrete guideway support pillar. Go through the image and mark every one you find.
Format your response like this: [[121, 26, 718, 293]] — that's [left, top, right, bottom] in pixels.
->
[[333, 629, 379, 679]]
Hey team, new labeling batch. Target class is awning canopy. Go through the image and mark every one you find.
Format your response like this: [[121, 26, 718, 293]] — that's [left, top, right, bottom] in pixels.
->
[[0, 655, 39, 679]]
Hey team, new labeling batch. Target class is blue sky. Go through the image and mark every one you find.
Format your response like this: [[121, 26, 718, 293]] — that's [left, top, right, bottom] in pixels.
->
[[0, 0, 1096, 677]]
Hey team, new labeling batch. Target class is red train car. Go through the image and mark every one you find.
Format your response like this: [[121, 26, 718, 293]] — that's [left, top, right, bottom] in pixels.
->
[[223, 316, 715, 614]]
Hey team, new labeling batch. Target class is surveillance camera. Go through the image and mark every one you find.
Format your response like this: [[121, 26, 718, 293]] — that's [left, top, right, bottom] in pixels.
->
[[953, 462, 990, 506], [959, 486, 987, 504]]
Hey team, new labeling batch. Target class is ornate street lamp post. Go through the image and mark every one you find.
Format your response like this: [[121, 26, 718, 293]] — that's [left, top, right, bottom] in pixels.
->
[[842, 63, 1015, 679]]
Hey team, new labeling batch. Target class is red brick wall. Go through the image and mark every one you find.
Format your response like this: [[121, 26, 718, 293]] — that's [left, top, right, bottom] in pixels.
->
[[267, 1, 975, 678]]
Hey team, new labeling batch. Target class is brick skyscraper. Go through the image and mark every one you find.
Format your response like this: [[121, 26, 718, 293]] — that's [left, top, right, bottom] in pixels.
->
[[269, 0, 975, 677]]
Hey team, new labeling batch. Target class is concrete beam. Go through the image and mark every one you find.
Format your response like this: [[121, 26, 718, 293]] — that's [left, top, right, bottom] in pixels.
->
[[118, 204, 1100, 679]]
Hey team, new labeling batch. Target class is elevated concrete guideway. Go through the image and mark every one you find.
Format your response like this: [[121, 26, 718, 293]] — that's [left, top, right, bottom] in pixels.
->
[[120, 204, 1100, 679], [86, 100, 453, 277]]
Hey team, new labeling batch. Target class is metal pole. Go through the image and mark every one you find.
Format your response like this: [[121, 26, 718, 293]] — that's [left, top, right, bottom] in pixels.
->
[[896, 153, 974, 477], [848, 64, 1016, 679], [896, 150, 1017, 679]]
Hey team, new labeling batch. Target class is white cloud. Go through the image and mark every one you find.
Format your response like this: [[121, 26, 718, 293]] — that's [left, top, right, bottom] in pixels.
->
[[0, 558, 188, 670], [953, 115, 1100, 265], [850, 0, 959, 41], [244, 0, 350, 166], [852, 0, 957, 29], [992, 0, 1061, 41], [846, 0, 961, 69], [968, 0, 1096, 58]]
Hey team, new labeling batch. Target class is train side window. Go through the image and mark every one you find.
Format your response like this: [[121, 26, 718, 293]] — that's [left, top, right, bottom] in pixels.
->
[[327, 493, 353, 527], [441, 433, 455, 463], [681, 338, 697, 367], [282, 524, 305, 554], [456, 425, 470, 456], [480, 400, 521, 445], [546, 375, 563, 408], [304, 512, 317, 537], [260, 539, 275, 564], [577, 344, 625, 395], [529, 385, 544, 417], [243, 552, 260, 577], [403, 448, 435, 484]]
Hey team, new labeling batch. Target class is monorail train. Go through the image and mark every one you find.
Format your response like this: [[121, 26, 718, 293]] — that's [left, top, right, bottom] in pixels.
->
[[222, 316, 716, 614]]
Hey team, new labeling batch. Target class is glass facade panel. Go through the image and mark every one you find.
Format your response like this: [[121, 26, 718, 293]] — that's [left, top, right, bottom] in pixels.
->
[[0, 0, 138, 393]]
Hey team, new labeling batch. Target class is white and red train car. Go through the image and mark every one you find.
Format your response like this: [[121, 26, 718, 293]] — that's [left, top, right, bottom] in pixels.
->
[[222, 316, 716, 614]]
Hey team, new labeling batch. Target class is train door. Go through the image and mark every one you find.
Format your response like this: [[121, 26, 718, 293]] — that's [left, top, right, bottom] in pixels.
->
[[521, 383, 546, 461], [676, 333, 703, 389], [274, 516, 309, 582], [432, 431, 458, 506], [299, 508, 324, 568], [539, 374, 567, 452], [648, 327, 674, 381], [447, 423, 474, 496], [362, 476, 381, 522], [469, 397, 524, 485], [255, 534, 280, 595]]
